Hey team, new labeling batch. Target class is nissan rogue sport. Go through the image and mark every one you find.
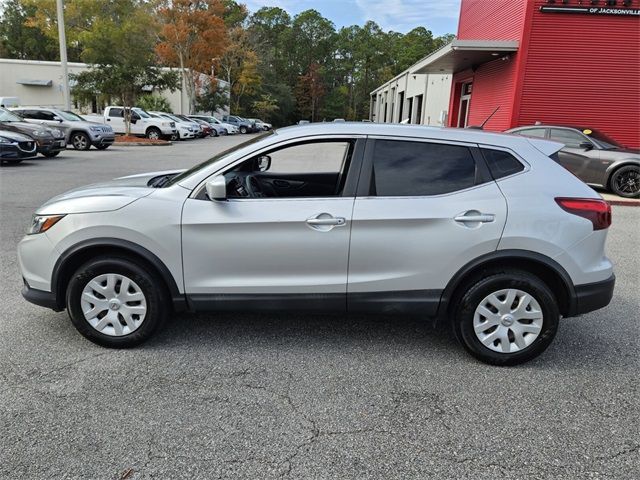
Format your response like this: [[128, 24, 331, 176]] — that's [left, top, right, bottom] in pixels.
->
[[18, 124, 615, 365]]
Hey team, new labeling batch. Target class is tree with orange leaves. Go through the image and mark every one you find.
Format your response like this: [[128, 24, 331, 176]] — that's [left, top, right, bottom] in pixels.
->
[[155, 0, 228, 113]]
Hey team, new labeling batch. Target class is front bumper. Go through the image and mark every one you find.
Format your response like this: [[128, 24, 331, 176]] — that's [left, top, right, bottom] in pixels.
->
[[37, 137, 66, 154], [91, 133, 115, 147], [571, 274, 615, 316], [22, 281, 62, 311], [1, 141, 38, 160]]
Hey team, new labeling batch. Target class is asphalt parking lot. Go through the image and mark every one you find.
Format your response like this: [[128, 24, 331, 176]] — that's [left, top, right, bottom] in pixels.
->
[[1, 135, 638, 479]]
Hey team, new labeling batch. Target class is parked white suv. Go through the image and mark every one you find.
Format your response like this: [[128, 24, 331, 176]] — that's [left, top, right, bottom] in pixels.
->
[[18, 124, 615, 365]]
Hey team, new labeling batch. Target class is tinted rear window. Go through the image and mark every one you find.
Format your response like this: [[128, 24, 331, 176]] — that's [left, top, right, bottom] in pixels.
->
[[371, 140, 477, 196], [481, 149, 525, 179]]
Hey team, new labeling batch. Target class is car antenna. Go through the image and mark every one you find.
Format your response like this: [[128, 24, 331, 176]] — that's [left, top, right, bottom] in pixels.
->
[[467, 106, 500, 130]]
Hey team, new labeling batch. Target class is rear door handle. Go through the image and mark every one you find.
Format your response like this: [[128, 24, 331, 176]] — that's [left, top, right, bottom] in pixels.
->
[[454, 212, 495, 223]]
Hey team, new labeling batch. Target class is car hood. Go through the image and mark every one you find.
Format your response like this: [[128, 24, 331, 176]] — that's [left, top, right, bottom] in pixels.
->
[[605, 147, 640, 156], [36, 169, 186, 215], [0, 121, 52, 136], [0, 129, 34, 142]]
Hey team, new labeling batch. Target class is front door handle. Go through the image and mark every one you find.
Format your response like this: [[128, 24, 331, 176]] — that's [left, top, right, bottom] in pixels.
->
[[454, 211, 495, 223], [306, 216, 346, 226]]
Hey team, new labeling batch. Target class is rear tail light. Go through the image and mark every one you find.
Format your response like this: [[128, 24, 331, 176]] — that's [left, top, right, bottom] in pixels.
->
[[555, 197, 611, 230]]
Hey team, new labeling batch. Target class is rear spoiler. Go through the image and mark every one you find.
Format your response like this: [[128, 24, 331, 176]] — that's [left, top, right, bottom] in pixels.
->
[[526, 138, 564, 157]]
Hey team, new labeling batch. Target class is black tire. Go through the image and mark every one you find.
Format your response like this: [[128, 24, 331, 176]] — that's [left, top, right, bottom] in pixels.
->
[[41, 151, 61, 158], [95, 144, 110, 150], [211, 129, 218, 137], [609, 165, 640, 198], [70, 132, 91, 150], [66, 256, 169, 348], [453, 269, 559, 366], [240, 126, 248, 134], [146, 127, 161, 140]]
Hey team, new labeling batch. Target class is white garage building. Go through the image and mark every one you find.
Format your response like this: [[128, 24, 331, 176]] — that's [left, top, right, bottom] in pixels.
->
[[370, 57, 452, 126], [0, 58, 227, 116]]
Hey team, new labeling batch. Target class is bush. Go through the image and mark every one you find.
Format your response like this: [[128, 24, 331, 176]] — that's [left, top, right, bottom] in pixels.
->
[[137, 94, 171, 112]]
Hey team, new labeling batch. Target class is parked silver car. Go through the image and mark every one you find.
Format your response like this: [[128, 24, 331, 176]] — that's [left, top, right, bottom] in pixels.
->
[[507, 125, 640, 198], [18, 124, 614, 365], [12, 107, 115, 150]]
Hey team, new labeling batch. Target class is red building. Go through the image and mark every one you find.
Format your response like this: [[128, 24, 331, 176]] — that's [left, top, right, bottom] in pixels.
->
[[414, 0, 640, 148]]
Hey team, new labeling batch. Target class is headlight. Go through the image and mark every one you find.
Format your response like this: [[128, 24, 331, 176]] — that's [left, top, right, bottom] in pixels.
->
[[28, 215, 65, 235], [89, 126, 102, 132], [162, 122, 170, 127], [51, 129, 63, 137], [0, 136, 11, 144], [31, 130, 49, 137]]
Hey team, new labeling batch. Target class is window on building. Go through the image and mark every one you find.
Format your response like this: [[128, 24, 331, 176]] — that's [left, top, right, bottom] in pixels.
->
[[481, 149, 525, 179], [398, 91, 405, 123], [549, 128, 588, 149], [414, 95, 423, 124], [369, 140, 477, 196]]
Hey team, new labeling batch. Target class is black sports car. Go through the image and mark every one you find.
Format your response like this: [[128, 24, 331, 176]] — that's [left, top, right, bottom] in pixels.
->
[[0, 129, 38, 164], [507, 125, 640, 198]]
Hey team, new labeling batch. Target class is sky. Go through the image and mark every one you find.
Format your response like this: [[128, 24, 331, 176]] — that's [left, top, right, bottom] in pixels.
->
[[243, 0, 462, 36]]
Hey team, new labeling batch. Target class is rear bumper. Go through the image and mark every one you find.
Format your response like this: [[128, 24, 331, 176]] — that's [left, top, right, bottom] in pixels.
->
[[571, 274, 615, 316]]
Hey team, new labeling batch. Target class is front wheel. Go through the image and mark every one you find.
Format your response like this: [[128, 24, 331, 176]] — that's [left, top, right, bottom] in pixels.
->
[[66, 256, 169, 348], [41, 151, 61, 158], [610, 165, 640, 198], [453, 270, 559, 366], [71, 132, 91, 150], [95, 144, 110, 150], [146, 127, 161, 140], [239, 126, 248, 134]]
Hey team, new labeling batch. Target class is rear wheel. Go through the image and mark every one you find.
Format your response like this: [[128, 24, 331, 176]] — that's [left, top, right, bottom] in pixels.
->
[[71, 132, 91, 150], [453, 270, 559, 366], [66, 256, 168, 348], [610, 165, 640, 198], [146, 127, 161, 140]]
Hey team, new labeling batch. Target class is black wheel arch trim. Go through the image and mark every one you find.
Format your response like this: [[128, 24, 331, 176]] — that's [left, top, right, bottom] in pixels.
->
[[437, 249, 578, 319], [51, 237, 186, 311]]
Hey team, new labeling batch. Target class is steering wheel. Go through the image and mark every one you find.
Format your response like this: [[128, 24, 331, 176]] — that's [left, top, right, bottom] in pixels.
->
[[245, 174, 264, 198]]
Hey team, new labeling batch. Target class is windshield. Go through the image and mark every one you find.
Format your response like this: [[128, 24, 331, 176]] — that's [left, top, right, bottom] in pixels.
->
[[59, 110, 84, 122], [166, 131, 275, 187], [581, 128, 621, 149], [162, 113, 182, 123], [132, 108, 151, 118], [0, 108, 24, 122]]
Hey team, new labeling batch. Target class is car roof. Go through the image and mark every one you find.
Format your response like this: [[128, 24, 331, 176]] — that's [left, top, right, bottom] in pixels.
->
[[276, 122, 544, 148]]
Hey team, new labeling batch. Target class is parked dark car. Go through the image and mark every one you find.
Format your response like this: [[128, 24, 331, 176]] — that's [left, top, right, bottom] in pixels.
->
[[0, 108, 66, 157], [0, 129, 38, 164], [189, 118, 216, 137], [222, 115, 257, 134], [507, 125, 640, 198]]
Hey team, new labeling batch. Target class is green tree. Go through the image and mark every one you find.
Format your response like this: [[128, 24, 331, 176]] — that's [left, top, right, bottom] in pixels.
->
[[71, 1, 179, 135], [195, 82, 229, 115], [0, 0, 58, 60], [252, 94, 279, 122]]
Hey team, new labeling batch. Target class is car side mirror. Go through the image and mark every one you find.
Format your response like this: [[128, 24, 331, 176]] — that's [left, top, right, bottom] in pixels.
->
[[257, 155, 271, 172], [579, 141, 594, 151], [52, 116, 63, 122], [205, 175, 227, 201]]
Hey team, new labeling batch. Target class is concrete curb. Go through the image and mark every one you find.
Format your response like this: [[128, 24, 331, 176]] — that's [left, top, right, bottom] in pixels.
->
[[113, 142, 172, 147]]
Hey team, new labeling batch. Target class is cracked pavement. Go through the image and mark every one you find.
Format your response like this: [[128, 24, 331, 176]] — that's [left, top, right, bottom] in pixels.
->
[[1, 137, 638, 479]]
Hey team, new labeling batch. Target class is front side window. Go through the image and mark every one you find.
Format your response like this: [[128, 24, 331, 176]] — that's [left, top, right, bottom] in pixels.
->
[[224, 140, 354, 199], [549, 128, 588, 149], [515, 128, 547, 139], [369, 140, 477, 196]]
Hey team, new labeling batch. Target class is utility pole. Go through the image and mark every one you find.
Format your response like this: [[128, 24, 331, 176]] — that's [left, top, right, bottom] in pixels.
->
[[56, 0, 71, 110]]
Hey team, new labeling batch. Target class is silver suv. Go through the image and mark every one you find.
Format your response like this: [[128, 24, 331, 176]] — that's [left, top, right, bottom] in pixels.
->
[[17, 124, 615, 365], [12, 107, 115, 150]]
